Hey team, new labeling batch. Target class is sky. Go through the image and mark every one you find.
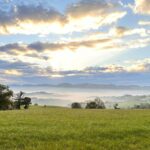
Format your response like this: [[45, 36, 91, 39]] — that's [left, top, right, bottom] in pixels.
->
[[0, 0, 150, 86]]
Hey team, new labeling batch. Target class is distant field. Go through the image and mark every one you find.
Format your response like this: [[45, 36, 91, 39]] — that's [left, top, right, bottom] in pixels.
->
[[0, 107, 150, 150]]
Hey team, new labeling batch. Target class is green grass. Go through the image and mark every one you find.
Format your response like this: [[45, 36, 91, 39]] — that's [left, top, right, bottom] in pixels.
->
[[0, 107, 150, 150]]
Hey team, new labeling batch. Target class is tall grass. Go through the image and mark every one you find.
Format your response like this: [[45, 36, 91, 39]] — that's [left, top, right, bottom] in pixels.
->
[[0, 107, 150, 150]]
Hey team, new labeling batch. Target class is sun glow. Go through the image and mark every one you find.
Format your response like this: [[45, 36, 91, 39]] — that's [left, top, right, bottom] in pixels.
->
[[50, 48, 119, 71]]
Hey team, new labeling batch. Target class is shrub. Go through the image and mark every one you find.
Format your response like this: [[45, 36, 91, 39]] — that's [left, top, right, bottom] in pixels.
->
[[113, 103, 120, 109], [133, 103, 150, 109], [71, 102, 81, 109], [34, 103, 38, 106]]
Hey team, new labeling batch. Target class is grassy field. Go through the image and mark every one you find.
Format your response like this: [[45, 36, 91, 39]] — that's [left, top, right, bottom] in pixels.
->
[[0, 107, 150, 150]]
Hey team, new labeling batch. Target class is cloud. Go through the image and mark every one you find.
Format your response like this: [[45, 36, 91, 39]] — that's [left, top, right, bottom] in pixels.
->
[[0, 60, 38, 76], [32, 59, 150, 78], [0, 34, 150, 72], [83, 60, 150, 74], [126, 58, 150, 72], [109, 26, 147, 37], [0, 43, 26, 52], [139, 20, 150, 26], [28, 38, 112, 51], [0, 0, 126, 35], [16, 5, 67, 24], [134, 0, 150, 15], [1, 31, 149, 56], [0, 38, 112, 55], [4, 69, 23, 76], [1, 58, 150, 85], [66, 0, 126, 31], [0, 5, 67, 35], [84, 65, 125, 73]]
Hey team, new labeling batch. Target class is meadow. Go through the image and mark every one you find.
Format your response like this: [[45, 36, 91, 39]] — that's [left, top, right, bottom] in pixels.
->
[[0, 107, 150, 150]]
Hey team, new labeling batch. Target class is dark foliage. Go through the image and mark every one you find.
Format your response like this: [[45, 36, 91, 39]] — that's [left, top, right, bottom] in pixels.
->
[[71, 102, 82, 109], [0, 84, 13, 110], [113, 103, 120, 109], [86, 97, 105, 109], [86, 101, 97, 109], [133, 103, 150, 109], [14, 91, 31, 109]]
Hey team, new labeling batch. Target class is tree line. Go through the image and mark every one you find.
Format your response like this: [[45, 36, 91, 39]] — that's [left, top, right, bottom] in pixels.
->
[[71, 97, 121, 109], [0, 84, 31, 110], [71, 96, 150, 109], [71, 97, 106, 109]]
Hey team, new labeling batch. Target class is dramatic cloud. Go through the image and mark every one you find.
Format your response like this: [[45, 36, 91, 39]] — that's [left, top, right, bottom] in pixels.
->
[[0, 5, 67, 34], [0, 32, 150, 72], [1, 58, 150, 85], [0, 38, 113, 54], [28, 38, 112, 51], [0, 0, 126, 35], [0, 0, 150, 85], [66, 0, 126, 31], [134, 0, 150, 15]]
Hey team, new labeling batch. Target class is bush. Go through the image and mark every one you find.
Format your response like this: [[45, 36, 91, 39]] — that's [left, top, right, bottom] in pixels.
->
[[34, 103, 38, 106], [71, 102, 81, 109], [113, 103, 120, 109], [86, 101, 97, 109], [133, 103, 150, 109], [86, 97, 105, 109]]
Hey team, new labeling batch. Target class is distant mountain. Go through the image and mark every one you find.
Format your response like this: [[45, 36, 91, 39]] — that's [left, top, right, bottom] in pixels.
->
[[26, 91, 68, 97], [27, 92, 150, 108], [102, 95, 150, 108], [11, 83, 150, 90]]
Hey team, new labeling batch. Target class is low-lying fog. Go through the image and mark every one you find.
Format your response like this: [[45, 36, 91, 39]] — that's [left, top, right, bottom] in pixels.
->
[[11, 85, 150, 108]]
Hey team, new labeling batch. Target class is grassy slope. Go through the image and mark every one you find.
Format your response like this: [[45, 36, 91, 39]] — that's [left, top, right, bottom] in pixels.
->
[[0, 107, 150, 150]]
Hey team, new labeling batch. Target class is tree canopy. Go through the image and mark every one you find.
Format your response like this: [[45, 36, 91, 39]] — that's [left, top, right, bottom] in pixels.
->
[[0, 84, 31, 110], [0, 84, 13, 110], [86, 97, 105, 109]]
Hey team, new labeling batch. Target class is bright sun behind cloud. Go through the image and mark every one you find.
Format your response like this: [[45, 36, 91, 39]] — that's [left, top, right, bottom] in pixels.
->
[[0, 0, 149, 85]]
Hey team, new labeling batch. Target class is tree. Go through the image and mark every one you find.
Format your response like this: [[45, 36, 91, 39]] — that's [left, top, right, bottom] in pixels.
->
[[15, 91, 31, 109], [94, 97, 105, 109], [0, 84, 13, 110], [133, 103, 150, 109], [71, 102, 81, 109], [86, 101, 97, 109], [23, 97, 31, 109], [15, 91, 24, 109], [86, 97, 105, 109], [113, 103, 120, 109]]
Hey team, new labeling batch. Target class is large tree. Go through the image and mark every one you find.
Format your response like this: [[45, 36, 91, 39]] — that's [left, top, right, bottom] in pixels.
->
[[86, 97, 105, 109], [0, 84, 13, 110], [15, 91, 31, 109]]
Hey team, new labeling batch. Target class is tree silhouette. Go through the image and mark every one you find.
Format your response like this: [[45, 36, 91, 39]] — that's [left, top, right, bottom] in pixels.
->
[[15, 91, 24, 109], [15, 91, 31, 109], [86, 97, 105, 109], [113, 103, 120, 109], [0, 84, 13, 110], [71, 102, 81, 109]]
